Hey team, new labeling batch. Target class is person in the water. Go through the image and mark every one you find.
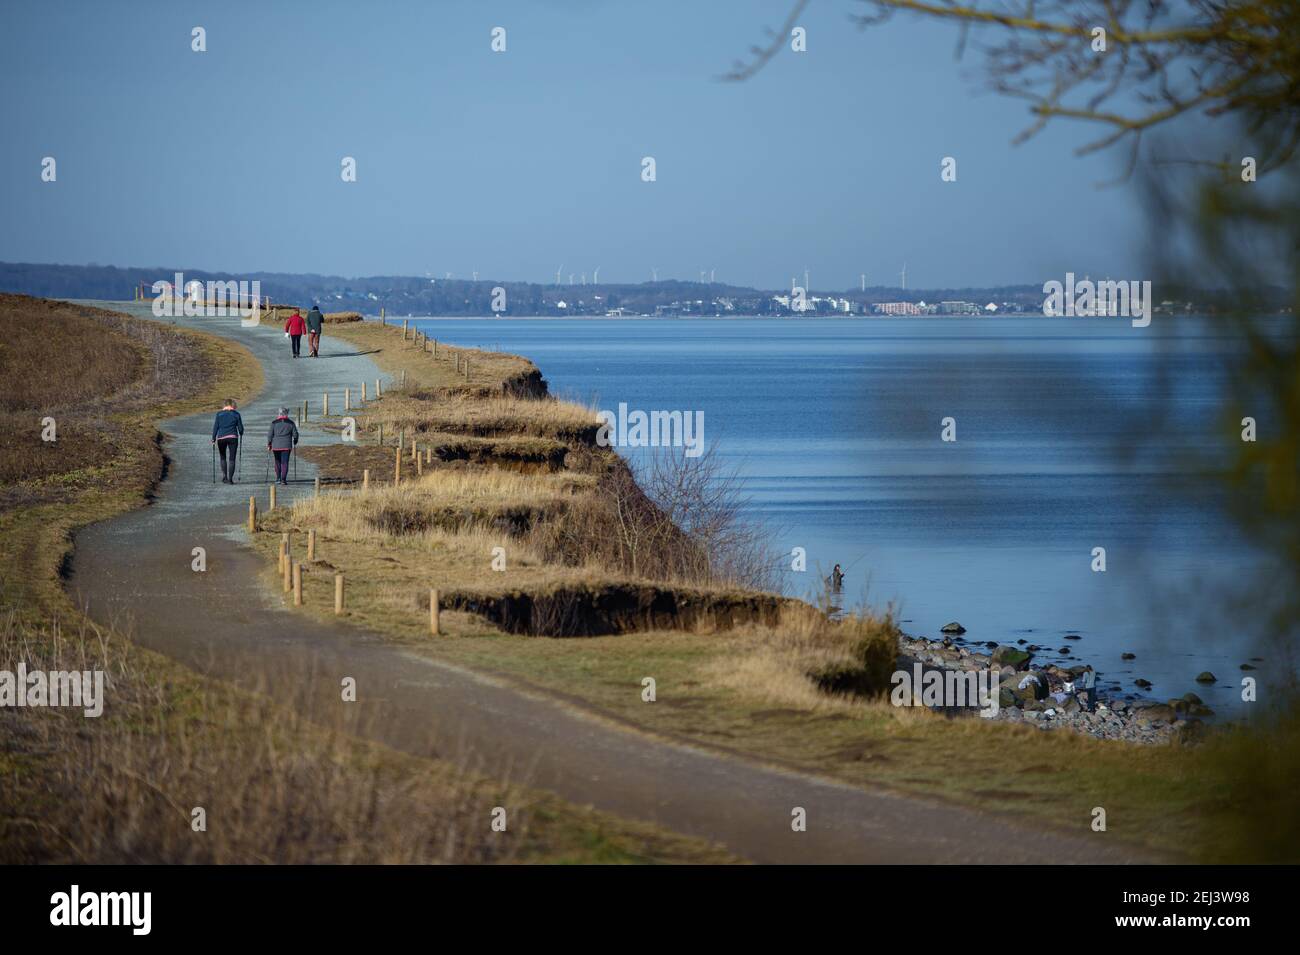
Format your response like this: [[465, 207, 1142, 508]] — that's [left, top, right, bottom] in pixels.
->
[[830, 564, 844, 592]]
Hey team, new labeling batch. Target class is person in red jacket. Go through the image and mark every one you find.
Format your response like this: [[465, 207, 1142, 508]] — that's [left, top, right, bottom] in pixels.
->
[[283, 309, 306, 358]]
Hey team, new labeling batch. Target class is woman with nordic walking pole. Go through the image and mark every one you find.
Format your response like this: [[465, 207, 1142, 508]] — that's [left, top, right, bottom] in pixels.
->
[[267, 407, 299, 486], [211, 398, 245, 484]]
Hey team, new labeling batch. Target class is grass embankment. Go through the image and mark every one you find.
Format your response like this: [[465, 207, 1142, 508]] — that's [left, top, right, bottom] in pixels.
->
[[0, 295, 733, 864], [271, 317, 1300, 863]]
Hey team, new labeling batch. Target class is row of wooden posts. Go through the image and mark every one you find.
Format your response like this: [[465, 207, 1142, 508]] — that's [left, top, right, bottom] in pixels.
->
[[389, 317, 472, 380], [254, 510, 442, 634]]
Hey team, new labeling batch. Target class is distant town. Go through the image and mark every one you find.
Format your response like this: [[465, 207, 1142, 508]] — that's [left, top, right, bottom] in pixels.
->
[[0, 261, 1284, 318]]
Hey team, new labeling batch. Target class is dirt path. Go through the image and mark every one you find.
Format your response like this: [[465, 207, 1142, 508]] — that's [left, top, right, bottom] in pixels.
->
[[67, 302, 1145, 864]]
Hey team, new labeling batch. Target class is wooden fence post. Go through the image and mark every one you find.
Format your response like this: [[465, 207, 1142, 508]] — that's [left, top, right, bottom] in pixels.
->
[[376, 378, 382, 398], [283, 553, 292, 593], [307, 528, 316, 561], [394, 446, 402, 484], [361, 381, 367, 402], [363, 468, 370, 491], [269, 483, 277, 511], [248, 496, 257, 532], [402, 319, 409, 340], [323, 392, 329, 416], [344, 387, 351, 411], [335, 573, 345, 615], [430, 588, 440, 635], [292, 561, 302, 606], [279, 533, 288, 574]]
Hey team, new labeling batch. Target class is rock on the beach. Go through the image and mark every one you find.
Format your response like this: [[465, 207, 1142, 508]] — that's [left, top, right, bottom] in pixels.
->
[[1134, 703, 1177, 725], [1196, 671, 1217, 683], [940, 622, 966, 634], [1121, 652, 1136, 660], [1134, 678, 1152, 690], [991, 645, 1032, 670]]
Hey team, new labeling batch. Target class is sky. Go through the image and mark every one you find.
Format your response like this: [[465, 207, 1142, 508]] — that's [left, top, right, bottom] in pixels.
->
[[0, 0, 1186, 289]]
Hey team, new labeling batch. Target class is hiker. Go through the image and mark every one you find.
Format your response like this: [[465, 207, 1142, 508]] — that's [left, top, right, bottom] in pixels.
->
[[211, 398, 244, 484], [830, 564, 844, 592], [306, 304, 324, 357], [267, 407, 299, 485], [283, 308, 306, 358]]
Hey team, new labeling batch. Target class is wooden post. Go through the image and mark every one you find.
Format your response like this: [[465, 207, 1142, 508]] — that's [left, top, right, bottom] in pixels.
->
[[425, 447, 432, 465], [269, 483, 277, 511], [376, 378, 382, 398], [402, 319, 409, 340], [302, 399, 308, 422], [416, 449, 423, 476], [377, 423, 384, 445], [279, 534, 288, 574], [314, 476, 321, 497], [323, 392, 329, 416], [432, 339, 437, 358], [380, 306, 385, 320], [401, 369, 407, 389], [394, 446, 402, 484], [430, 588, 440, 635], [362, 468, 370, 491], [283, 553, 291, 593], [335, 573, 345, 615], [307, 529, 316, 561], [344, 387, 351, 411], [361, 381, 367, 402], [292, 561, 302, 606], [465, 359, 470, 380], [248, 496, 257, 532], [411, 439, 418, 463]]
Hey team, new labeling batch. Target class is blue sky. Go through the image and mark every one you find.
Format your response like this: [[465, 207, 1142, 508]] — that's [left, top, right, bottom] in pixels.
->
[[1, 0, 1167, 288]]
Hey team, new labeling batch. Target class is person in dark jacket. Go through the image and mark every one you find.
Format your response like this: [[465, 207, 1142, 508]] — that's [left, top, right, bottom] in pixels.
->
[[284, 309, 306, 358], [305, 305, 324, 357], [267, 408, 299, 485], [211, 399, 245, 484]]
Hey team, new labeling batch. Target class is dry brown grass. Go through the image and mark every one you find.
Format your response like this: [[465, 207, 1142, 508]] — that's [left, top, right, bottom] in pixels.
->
[[0, 612, 736, 864], [702, 611, 900, 714]]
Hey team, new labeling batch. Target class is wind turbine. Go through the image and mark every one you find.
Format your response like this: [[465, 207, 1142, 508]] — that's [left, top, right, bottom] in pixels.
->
[[472, 271, 478, 282], [581, 273, 586, 285], [861, 273, 866, 292], [803, 267, 810, 293], [555, 265, 563, 286], [651, 267, 658, 282], [699, 270, 706, 284], [709, 268, 715, 283], [593, 267, 600, 284], [900, 263, 907, 290]]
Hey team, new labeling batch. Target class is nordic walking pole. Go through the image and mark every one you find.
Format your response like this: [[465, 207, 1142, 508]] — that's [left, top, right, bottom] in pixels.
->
[[211, 443, 216, 484]]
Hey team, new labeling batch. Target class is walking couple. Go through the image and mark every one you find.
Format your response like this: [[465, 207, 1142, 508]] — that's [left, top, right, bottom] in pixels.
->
[[210, 400, 299, 486], [283, 304, 324, 358]]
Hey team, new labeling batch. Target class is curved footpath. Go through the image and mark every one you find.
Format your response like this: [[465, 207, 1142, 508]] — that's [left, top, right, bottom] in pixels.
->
[[68, 301, 1146, 864]]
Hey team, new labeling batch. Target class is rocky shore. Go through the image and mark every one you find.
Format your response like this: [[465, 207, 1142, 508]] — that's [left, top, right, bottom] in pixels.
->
[[897, 630, 1214, 745]]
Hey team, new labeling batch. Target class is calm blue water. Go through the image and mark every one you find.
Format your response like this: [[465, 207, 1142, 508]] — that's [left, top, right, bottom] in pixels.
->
[[411, 315, 1290, 714]]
